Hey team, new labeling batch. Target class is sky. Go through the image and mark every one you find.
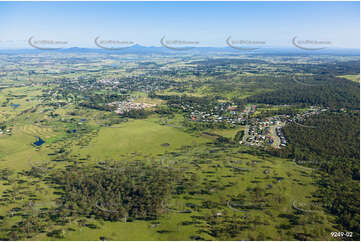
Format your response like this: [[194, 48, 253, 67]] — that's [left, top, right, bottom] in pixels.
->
[[0, 1, 359, 49]]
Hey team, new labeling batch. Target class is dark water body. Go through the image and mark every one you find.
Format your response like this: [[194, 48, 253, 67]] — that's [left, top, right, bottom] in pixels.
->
[[33, 137, 45, 146], [67, 129, 77, 134], [11, 104, 19, 110]]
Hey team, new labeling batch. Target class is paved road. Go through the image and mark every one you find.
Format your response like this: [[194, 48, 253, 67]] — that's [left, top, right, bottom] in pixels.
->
[[270, 122, 285, 149], [242, 125, 249, 144], [270, 125, 280, 148], [244, 105, 251, 115]]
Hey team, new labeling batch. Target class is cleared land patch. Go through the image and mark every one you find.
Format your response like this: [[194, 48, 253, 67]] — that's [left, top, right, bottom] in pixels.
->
[[73, 118, 209, 160]]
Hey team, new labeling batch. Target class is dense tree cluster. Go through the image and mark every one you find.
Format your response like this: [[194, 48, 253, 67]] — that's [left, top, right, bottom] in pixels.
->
[[288, 60, 360, 76], [246, 76, 360, 109], [280, 112, 359, 164], [276, 111, 360, 239], [52, 162, 182, 221]]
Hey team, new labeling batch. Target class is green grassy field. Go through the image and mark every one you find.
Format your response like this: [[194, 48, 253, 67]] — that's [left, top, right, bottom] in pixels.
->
[[0, 84, 339, 241], [206, 127, 244, 139], [20, 143, 335, 241], [338, 74, 360, 83], [35, 145, 335, 240], [72, 116, 209, 160]]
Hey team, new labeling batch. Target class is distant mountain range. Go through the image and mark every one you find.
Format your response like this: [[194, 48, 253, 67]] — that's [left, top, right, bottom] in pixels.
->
[[0, 44, 359, 56]]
